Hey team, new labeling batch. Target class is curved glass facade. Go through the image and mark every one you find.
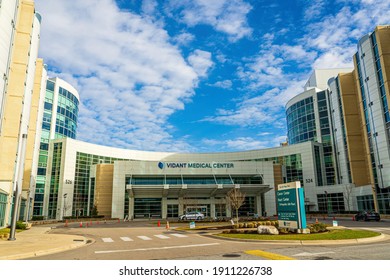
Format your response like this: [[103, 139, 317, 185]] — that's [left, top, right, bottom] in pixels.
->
[[33, 78, 79, 217], [286, 90, 336, 186], [286, 96, 316, 144], [55, 86, 79, 139]]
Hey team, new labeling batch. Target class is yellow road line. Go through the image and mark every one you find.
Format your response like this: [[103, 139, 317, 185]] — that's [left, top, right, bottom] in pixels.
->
[[245, 250, 295, 260]]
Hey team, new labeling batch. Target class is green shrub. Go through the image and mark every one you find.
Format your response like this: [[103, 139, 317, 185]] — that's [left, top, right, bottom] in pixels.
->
[[265, 221, 271, 226], [16, 221, 27, 230], [308, 222, 328, 233]]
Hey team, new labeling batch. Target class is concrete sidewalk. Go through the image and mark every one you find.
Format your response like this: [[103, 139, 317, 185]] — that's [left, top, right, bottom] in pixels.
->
[[0, 226, 90, 260]]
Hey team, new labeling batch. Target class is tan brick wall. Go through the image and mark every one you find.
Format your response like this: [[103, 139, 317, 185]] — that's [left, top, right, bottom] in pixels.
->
[[339, 72, 371, 186], [0, 0, 35, 185], [94, 164, 114, 218]]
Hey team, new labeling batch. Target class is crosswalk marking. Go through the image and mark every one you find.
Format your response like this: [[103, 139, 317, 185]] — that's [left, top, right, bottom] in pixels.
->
[[169, 233, 187, 238], [154, 234, 170, 239], [120, 237, 133, 242], [101, 233, 189, 243], [102, 238, 114, 243], [137, 236, 152, 240]]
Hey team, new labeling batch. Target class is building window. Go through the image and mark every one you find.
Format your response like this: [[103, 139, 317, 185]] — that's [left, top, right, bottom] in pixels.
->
[[317, 192, 345, 213], [134, 198, 162, 219]]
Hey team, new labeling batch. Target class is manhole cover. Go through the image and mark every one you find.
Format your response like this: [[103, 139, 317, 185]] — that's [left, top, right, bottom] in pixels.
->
[[314, 256, 333, 260], [222, 254, 241, 258]]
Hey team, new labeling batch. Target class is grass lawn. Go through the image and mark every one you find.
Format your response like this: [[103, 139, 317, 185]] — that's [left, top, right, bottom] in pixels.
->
[[216, 229, 381, 241]]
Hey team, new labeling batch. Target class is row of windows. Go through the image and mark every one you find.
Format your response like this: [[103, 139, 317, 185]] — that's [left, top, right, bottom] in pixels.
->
[[371, 32, 390, 124], [126, 176, 263, 186], [317, 193, 345, 213], [286, 97, 313, 115], [46, 143, 63, 219], [57, 106, 78, 123], [59, 86, 79, 106]]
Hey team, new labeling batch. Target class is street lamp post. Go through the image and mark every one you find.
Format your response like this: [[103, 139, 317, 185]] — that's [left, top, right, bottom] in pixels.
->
[[63, 193, 67, 220], [324, 191, 331, 215]]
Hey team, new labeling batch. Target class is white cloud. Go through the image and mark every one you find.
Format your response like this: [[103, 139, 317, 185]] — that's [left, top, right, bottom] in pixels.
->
[[303, 0, 326, 21], [165, 0, 252, 41], [208, 80, 233, 89], [173, 32, 195, 46], [201, 135, 288, 151], [188, 50, 214, 78], [306, 0, 390, 68], [36, 0, 207, 152]]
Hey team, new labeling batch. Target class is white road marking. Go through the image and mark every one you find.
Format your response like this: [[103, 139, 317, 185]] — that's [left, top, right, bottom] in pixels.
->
[[120, 237, 133, 242], [169, 233, 187, 238], [95, 243, 220, 254], [293, 251, 335, 257], [137, 236, 152, 240], [154, 234, 170, 239], [102, 238, 114, 243], [359, 227, 390, 232]]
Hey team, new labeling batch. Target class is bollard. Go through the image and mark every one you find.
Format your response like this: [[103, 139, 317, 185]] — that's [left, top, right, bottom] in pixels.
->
[[79, 222, 83, 227], [118, 218, 120, 223], [166, 221, 170, 231], [157, 220, 161, 227], [315, 218, 319, 224], [64, 220, 68, 227]]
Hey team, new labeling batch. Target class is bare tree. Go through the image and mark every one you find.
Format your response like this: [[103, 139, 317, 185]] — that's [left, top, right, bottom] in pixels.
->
[[226, 188, 245, 224], [344, 184, 354, 212]]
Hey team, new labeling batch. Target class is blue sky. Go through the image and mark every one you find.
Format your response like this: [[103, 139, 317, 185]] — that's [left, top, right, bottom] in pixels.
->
[[35, 0, 390, 152]]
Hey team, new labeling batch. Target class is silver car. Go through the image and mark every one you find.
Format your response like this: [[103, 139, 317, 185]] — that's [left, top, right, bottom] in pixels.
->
[[180, 211, 205, 220]]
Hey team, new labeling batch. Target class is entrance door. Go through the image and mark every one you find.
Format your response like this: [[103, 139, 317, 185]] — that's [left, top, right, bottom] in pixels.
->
[[134, 198, 162, 218]]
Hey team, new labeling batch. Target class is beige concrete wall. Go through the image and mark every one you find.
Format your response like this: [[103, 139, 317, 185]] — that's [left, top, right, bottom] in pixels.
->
[[94, 164, 114, 218], [339, 72, 371, 186], [0, 0, 35, 188]]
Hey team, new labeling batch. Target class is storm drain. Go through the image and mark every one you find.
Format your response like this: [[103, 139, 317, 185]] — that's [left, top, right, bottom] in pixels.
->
[[314, 256, 333, 260], [222, 254, 241, 258]]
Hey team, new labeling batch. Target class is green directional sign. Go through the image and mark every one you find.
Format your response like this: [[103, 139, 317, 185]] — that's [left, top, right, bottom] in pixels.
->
[[277, 181, 307, 231]]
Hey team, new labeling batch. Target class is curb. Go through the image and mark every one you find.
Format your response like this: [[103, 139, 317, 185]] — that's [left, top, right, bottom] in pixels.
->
[[0, 235, 94, 260], [198, 231, 388, 245]]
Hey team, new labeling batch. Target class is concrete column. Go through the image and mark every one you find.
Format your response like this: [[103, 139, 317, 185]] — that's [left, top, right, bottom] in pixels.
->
[[210, 198, 216, 218], [178, 199, 184, 215], [128, 197, 134, 220], [256, 195, 262, 216], [162, 197, 167, 219]]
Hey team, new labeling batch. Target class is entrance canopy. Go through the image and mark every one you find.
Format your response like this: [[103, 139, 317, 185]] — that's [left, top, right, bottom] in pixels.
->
[[126, 183, 272, 198]]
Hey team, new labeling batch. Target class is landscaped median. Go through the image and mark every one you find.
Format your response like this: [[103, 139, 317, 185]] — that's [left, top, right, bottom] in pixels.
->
[[174, 221, 382, 243], [216, 229, 381, 241]]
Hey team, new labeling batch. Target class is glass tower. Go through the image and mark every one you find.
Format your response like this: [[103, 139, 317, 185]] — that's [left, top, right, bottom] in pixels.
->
[[33, 77, 79, 217]]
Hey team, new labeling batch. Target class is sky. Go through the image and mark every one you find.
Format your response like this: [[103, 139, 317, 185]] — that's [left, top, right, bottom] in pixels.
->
[[35, 0, 390, 153]]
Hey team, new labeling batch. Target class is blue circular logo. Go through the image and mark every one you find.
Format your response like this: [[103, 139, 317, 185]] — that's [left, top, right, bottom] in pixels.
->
[[158, 162, 164, 169]]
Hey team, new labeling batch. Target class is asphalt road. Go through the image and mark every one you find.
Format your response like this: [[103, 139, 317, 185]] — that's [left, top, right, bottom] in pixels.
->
[[28, 218, 390, 260]]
